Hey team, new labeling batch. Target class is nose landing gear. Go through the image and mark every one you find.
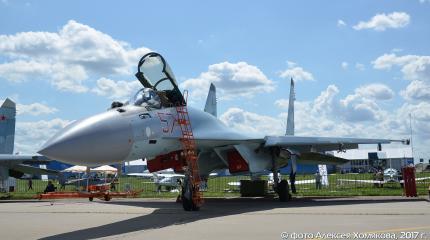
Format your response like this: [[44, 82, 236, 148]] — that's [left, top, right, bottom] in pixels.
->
[[181, 175, 200, 211]]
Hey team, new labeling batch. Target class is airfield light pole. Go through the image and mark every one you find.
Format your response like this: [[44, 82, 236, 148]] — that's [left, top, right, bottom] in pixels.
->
[[409, 113, 414, 165]]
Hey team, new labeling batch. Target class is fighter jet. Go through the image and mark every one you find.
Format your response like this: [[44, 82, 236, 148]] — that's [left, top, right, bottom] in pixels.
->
[[38, 52, 408, 210], [0, 98, 57, 192]]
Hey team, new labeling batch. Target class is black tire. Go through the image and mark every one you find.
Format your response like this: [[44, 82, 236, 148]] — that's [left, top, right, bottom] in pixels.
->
[[104, 195, 111, 201], [181, 191, 193, 211], [181, 180, 200, 211], [89, 197, 94, 202], [277, 180, 291, 202]]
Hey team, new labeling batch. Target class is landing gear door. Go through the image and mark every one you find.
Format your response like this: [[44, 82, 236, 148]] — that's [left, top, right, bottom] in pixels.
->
[[135, 52, 185, 106]]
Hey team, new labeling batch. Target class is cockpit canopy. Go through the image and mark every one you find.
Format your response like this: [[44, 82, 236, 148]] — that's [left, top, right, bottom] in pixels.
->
[[135, 52, 185, 106]]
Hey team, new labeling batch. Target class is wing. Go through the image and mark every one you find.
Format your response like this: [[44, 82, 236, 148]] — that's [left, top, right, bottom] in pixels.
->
[[10, 164, 58, 175], [0, 154, 50, 164], [167, 129, 407, 173], [188, 135, 406, 152], [263, 136, 408, 152], [0, 154, 56, 176]]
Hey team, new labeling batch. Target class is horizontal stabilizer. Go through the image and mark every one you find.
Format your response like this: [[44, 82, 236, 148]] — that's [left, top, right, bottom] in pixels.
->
[[298, 152, 348, 165]]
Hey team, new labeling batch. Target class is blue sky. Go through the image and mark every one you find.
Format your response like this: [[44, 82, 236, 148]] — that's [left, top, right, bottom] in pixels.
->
[[1, 1, 429, 161]]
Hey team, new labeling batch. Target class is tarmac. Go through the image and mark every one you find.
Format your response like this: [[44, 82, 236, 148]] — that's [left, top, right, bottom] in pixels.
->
[[0, 196, 429, 240]]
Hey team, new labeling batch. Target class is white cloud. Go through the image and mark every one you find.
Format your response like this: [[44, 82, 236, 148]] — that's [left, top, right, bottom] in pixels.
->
[[0, 99, 58, 116], [224, 85, 428, 158], [313, 85, 339, 115], [0, 60, 89, 93], [353, 12, 410, 31], [92, 77, 141, 100], [355, 83, 394, 100], [15, 118, 71, 154], [400, 80, 430, 102], [338, 84, 393, 122], [340, 94, 382, 122], [355, 63, 365, 71], [17, 102, 58, 116], [397, 102, 430, 139], [341, 62, 348, 70], [181, 61, 275, 100], [337, 19, 347, 27], [279, 61, 314, 81], [275, 84, 393, 123], [373, 53, 430, 102], [220, 108, 284, 137], [0, 20, 150, 93], [274, 99, 290, 109], [373, 53, 430, 82]]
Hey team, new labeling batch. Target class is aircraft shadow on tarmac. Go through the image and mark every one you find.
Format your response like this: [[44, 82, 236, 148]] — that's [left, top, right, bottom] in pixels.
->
[[40, 197, 425, 240]]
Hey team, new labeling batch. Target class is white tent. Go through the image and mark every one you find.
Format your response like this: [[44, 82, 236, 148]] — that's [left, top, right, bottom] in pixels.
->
[[91, 165, 118, 173], [61, 165, 87, 173]]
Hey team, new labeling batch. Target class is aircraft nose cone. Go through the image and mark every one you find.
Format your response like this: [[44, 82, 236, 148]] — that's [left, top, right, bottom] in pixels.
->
[[38, 111, 133, 165]]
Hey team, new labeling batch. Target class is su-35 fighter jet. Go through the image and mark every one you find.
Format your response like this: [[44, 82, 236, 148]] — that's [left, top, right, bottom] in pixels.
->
[[39, 52, 408, 210]]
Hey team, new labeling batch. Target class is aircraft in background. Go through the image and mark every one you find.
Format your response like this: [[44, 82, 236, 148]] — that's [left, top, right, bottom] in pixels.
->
[[0, 98, 57, 192], [129, 169, 184, 192], [337, 168, 430, 185], [39, 52, 409, 210], [128, 163, 218, 192], [127, 160, 184, 192], [227, 172, 316, 189]]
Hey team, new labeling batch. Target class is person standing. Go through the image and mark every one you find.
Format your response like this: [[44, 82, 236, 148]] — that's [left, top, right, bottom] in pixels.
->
[[27, 178, 33, 191], [58, 173, 66, 191], [315, 171, 322, 190]]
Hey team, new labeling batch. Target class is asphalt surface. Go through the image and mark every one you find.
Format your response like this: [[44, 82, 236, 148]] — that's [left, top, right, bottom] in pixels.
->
[[0, 196, 429, 240]]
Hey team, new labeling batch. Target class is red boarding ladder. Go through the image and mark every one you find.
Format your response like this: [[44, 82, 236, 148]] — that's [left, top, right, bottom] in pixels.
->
[[176, 91, 203, 207]]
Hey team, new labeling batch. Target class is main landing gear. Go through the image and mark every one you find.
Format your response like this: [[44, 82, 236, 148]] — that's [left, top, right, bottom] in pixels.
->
[[271, 148, 292, 202], [276, 179, 291, 202]]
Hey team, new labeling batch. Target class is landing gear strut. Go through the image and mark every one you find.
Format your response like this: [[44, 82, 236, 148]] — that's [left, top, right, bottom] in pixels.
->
[[271, 148, 292, 202], [181, 175, 200, 211]]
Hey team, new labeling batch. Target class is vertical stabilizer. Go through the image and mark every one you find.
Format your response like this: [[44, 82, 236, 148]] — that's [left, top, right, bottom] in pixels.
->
[[204, 83, 217, 117], [0, 98, 16, 154], [285, 78, 295, 136]]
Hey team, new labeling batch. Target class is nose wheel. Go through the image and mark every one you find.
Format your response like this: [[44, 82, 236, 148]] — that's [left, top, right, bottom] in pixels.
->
[[181, 175, 200, 211]]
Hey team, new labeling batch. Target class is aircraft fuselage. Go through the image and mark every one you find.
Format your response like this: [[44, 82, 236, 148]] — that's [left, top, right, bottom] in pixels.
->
[[38, 104, 251, 175]]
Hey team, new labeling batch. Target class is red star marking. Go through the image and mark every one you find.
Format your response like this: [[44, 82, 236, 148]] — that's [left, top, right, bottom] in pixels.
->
[[0, 115, 6, 121]]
